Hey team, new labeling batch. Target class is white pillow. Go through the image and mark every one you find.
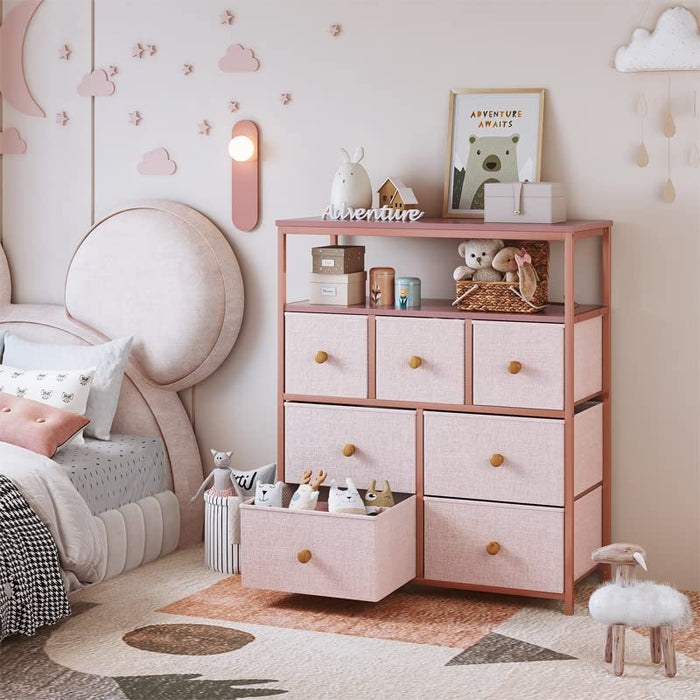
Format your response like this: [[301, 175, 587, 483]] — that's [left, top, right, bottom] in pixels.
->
[[0, 364, 95, 444], [3, 334, 132, 441]]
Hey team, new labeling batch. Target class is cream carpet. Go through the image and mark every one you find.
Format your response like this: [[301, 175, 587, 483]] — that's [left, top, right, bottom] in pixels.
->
[[1, 546, 698, 699]]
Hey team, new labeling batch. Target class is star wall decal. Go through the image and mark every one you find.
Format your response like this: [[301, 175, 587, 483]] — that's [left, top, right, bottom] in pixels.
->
[[132, 43, 144, 58], [220, 10, 234, 25], [229, 100, 239, 112], [183, 64, 193, 75], [59, 44, 71, 60], [129, 111, 142, 126], [198, 120, 211, 136], [107, 65, 118, 77], [146, 44, 157, 56], [55, 111, 69, 126], [280, 93, 292, 105], [328, 24, 341, 37]]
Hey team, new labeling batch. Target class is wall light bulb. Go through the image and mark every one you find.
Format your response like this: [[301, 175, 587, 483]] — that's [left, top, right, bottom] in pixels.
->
[[228, 135, 255, 162]]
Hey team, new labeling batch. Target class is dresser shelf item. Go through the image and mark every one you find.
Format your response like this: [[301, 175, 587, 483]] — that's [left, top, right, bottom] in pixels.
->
[[258, 216, 612, 615], [285, 299, 608, 324]]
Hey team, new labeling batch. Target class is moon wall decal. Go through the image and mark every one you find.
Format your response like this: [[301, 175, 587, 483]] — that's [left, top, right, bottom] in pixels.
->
[[0, 0, 45, 117]]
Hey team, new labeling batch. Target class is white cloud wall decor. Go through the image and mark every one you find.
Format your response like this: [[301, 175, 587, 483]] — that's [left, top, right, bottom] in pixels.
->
[[615, 6, 700, 72]]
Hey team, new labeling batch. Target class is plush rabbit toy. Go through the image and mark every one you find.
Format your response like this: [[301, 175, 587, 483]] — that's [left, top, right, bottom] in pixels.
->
[[328, 478, 366, 515], [190, 449, 235, 501], [330, 147, 372, 212]]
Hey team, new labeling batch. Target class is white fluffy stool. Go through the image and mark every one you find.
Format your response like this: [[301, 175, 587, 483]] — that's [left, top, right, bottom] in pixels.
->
[[588, 543, 692, 677]]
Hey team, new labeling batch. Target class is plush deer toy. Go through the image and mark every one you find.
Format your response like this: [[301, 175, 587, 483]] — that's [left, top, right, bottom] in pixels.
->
[[289, 470, 327, 511]]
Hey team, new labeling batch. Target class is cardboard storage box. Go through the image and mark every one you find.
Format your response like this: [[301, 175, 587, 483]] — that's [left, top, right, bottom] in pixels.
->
[[309, 271, 366, 306], [484, 182, 566, 224], [312, 245, 365, 274]]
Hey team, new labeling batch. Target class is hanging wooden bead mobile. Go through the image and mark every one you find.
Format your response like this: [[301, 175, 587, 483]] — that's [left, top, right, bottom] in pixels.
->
[[636, 93, 649, 167], [662, 76, 676, 203]]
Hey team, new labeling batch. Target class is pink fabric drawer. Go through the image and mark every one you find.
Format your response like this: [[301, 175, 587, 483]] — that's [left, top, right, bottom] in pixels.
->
[[472, 321, 564, 410], [424, 412, 565, 506], [574, 486, 602, 580], [284, 403, 416, 492], [574, 317, 603, 400], [375, 317, 465, 404], [424, 497, 564, 593], [574, 403, 603, 496], [285, 312, 367, 398], [240, 495, 416, 601]]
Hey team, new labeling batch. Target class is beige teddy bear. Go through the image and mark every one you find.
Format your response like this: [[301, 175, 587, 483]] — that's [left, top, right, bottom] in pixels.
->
[[452, 239, 504, 282]]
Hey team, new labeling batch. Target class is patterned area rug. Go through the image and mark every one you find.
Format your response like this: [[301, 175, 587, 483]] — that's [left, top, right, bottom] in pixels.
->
[[1, 546, 699, 699]]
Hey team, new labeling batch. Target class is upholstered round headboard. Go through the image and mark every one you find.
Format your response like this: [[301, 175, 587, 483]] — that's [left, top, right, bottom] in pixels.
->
[[65, 200, 244, 391], [0, 245, 10, 305]]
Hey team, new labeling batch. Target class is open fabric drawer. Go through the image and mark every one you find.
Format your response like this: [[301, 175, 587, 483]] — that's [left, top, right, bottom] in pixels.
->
[[240, 494, 416, 602]]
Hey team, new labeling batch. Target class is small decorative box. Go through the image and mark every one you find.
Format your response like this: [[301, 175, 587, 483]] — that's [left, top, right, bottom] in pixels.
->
[[484, 182, 566, 224], [312, 245, 365, 275], [395, 277, 421, 309], [309, 271, 366, 306]]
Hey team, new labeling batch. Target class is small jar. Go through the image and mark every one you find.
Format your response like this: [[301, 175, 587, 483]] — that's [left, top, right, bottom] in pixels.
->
[[369, 267, 395, 307], [395, 277, 421, 309]]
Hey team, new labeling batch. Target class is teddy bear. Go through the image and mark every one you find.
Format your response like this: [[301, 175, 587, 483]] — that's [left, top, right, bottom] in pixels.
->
[[458, 134, 520, 211], [452, 239, 504, 282]]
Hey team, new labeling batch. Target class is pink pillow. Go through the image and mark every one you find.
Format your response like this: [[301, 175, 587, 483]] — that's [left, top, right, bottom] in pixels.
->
[[0, 392, 90, 458]]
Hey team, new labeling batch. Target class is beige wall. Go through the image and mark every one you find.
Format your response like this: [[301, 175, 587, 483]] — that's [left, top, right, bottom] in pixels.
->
[[2, 0, 698, 589]]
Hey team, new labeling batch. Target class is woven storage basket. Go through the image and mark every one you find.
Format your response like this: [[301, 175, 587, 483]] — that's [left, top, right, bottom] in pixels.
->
[[454, 240, 549, 314]]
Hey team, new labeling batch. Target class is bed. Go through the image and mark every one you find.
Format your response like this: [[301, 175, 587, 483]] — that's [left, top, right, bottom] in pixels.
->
[[0, 201, 244, 605]]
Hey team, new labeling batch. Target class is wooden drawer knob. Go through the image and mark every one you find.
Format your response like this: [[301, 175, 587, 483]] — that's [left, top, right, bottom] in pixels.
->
[[408, 355, 422, 369], [486, 541, 501, 556], [315, 351, 329, 364], [342, 443, 356, 457], [490, 453, 504, 467], [507, 360, 522, 375], [297, 549, 312, 564]]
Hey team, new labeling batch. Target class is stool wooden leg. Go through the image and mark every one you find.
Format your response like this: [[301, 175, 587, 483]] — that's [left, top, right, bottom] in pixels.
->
[[612, 624, 626, 676], [660, 625, 677, 678], [605, 626, 613, 662], [650, 626, 662, 663]]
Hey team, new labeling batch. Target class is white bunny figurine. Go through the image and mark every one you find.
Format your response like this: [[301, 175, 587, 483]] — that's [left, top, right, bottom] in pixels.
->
[[330, 147, 372, 212], [328, 477, 366, 515]]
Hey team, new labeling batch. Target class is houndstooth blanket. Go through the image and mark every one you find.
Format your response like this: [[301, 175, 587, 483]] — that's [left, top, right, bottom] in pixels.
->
[[0, 474, 71, 640]]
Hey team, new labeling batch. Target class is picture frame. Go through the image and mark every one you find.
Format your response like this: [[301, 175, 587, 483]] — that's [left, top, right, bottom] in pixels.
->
[[443, 88, 545, 218]]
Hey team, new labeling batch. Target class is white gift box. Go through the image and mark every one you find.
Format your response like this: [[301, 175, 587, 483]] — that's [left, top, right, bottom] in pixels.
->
[[484, 182, 566, 224], [309, 271, 366, 306]]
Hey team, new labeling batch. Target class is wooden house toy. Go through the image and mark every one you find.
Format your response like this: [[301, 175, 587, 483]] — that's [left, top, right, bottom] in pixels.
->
[[377, 177, 419, 212]]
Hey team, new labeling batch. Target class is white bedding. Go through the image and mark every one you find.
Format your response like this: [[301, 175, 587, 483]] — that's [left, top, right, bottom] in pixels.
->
[[0, 441, 107, 591]]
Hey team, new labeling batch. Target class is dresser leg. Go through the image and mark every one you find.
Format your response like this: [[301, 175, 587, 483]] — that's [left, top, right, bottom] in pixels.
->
[[605, 626, 613, 662], [612, 624, 625, 676], [563, 589, 574, 615], [650, 626, 662, 663]]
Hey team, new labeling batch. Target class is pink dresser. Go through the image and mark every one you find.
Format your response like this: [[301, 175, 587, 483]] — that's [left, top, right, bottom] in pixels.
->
[[240, 217, 612, 615]]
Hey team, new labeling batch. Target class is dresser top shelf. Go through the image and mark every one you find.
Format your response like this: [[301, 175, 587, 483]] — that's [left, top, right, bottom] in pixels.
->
[[277, 217, 612, 240], [285, 299, 607, 324]]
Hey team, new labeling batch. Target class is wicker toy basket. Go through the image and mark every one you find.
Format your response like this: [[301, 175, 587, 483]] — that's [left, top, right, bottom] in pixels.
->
[[454, 240, 549, 314]]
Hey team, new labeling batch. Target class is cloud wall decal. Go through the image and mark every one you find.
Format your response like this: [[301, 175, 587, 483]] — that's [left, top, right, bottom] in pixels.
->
[[615, 6, 700, 72], [137, 148, 177, 176], [0, 127, 28, 154], [77, 69, 116, 97], [218, 44, 260, 72]]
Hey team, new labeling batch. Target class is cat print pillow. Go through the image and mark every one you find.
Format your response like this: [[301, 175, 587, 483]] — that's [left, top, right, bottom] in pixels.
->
[[0, 364, 96, 444]]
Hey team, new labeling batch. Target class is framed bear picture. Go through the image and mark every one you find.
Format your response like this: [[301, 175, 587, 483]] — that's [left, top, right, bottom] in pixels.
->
[[443, 88, 545, 218]]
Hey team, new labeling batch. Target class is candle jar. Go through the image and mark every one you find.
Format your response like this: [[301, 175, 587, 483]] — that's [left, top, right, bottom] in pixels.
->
[[369, 267, 395, 307], [395, 277, 421, 310]]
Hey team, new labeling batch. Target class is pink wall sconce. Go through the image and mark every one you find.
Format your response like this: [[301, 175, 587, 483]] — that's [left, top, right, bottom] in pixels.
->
[[229, 120, 259, 231]]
